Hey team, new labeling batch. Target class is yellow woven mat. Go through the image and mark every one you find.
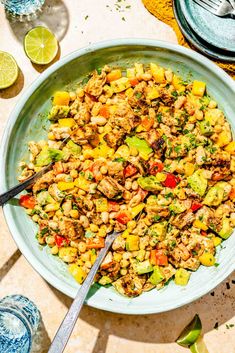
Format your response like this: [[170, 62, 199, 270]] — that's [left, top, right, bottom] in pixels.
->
[[142, 0, 235, 79]]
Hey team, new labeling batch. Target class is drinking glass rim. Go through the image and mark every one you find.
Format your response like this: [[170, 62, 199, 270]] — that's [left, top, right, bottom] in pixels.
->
[[0, 306, 32, 353]]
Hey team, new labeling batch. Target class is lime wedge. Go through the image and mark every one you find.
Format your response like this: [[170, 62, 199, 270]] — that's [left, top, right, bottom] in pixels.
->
[[190, 336, 209, 353], [176, 314, 202, 347], [24, 26, 58, 65], [0, 51, 19, 89]]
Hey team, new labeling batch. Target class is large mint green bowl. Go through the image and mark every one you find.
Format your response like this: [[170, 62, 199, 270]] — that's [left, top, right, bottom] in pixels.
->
[[1, 39, 235, 314]]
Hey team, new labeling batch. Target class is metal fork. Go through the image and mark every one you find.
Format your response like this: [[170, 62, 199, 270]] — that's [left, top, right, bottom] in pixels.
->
[[194, 0, 235, 17], [48, 231, 120, 353]]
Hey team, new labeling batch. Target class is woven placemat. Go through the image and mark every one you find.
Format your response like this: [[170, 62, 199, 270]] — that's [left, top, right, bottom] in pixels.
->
[[142, 0, 235, 79]]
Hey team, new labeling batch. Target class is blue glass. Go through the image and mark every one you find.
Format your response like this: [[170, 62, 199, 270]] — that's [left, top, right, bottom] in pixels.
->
[[0, 295, 40, 353], [1, 0, 45, 17]]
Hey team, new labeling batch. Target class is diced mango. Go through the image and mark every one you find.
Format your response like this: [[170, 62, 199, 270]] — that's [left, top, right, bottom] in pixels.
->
[[193, 220, 208, 231], [174, 268, 191, 286], [59, 247, 77, 263], [146, 86, 160, 100], [130, 203, 145, 219], [184, 162, 195, 176], [150, 63, 165, 83], [110, 77, 131, 93], [126, 235, 139, 251], [58, 118, 76, 128], [213, 237, 222, 247], [74, 176, 90, 192], [199, 252, 215, 267], [83, 149, 94, 159], [68, 264, 86, 284], [125, 87, 134, 97], [192, 80, 206, 97], [53, 91, 70, 106], [106, 69, 122, 83], [93, 143, 114, 158], [172, 75, 186, 92], [95, 198, 108, 212], [57, 181, 74, 191], [217, 130, 232, 147], [225, 141, 235, 154], [122, 229, 129, 239]]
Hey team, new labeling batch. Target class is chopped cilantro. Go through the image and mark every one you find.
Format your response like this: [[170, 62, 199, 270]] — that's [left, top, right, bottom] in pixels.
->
[[153, 215, 161, 222], [157, 113, 162, 123], [214, 262, 220, 267], [85, 15, 89, 20], [135, 92, 142, 99], [171, 90, 178, 98], [113, 157, 125, 163], [41, 227, 48, 236]]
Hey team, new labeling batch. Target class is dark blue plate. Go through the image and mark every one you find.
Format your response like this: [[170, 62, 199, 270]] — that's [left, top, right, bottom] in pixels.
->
[[173, 0, 235, 62]]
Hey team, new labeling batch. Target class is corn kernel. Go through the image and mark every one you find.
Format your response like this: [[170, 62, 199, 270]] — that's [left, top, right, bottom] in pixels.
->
[[51, 245, 59, 255], [125, 87, 134, 98], [127, 220, 137, 231], [57, 181, 74, 191], [70, 209, 79, 219], [98, 228, 107, 237], [113, 253, 122, 262]]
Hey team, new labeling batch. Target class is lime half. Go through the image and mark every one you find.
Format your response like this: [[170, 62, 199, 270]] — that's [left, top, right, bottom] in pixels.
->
[[0, 51, 19, 89], [24, 26, 58, 65], [176, 314, 202, 347], [190, 336, 209, 353]]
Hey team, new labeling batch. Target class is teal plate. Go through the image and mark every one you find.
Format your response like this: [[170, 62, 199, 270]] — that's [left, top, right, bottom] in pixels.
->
[[180, 0, 235, 52], [174, 0, 235, 62], [1, 40, 235, 314]]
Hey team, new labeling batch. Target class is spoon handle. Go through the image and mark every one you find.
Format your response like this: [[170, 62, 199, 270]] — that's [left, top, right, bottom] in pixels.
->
[[48, 232, 118, 353]]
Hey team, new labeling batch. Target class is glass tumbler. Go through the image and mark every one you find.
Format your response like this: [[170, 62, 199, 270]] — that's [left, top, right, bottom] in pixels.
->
[[1, 0, 45, 20], [0, 294, 40, 353]]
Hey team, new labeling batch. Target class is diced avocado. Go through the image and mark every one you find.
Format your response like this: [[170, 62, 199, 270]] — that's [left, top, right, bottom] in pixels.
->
[[126, 235, 139, 251], [149, 266, 165, 285], [35, 146, 52, 167], [203, 182, 231, 207], [125, 136, 153, 160], [198, 120, 213, 136], [137, 176, 163, 192], [99, 276, 112, 286], [66, 140, 81, 156], [48, 105, 70, 121], [135, 260, 153, 275], [148, 222, 167, 241], [35, 146, 64, 167], [36, 191, 55, 206], [187, 170, 207, 197], [174, 268, 191, 286], [218, 217, 233, 239], [203, 185, 223, 207], [49, 148, 64, 162], [169, 200, 187, 214]]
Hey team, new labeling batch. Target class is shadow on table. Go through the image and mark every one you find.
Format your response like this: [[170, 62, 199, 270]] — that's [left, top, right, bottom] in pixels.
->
[[32, 318, 51, 353], [0, 68, 24, 99], [49, 271, 235, 352], [0, 249, 21, 281], [6, 0, 69, 42]]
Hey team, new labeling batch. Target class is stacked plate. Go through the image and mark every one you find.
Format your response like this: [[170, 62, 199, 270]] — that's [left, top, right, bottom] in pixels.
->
[[173, 0, 235, 61]]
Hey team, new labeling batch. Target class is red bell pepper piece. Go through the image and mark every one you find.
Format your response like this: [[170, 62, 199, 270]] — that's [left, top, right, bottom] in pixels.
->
[[141, 116, 155, 131], [149, 161, 164, 175], [201, 231, 207, 236], [108, 201, 120, 212], [191, 202, 203, 212], [162, 173, 180, 189], [86, 237, 105, 249], [99, 105, 110, 118], [53, 161, 64, 175], [129, 77, 139, 86], [116, 211, 131, 225], [55, 235, 69, 248], [155, 250, 168, 266], [124, 164, 138, 178], [19, 195, 35, 209]]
